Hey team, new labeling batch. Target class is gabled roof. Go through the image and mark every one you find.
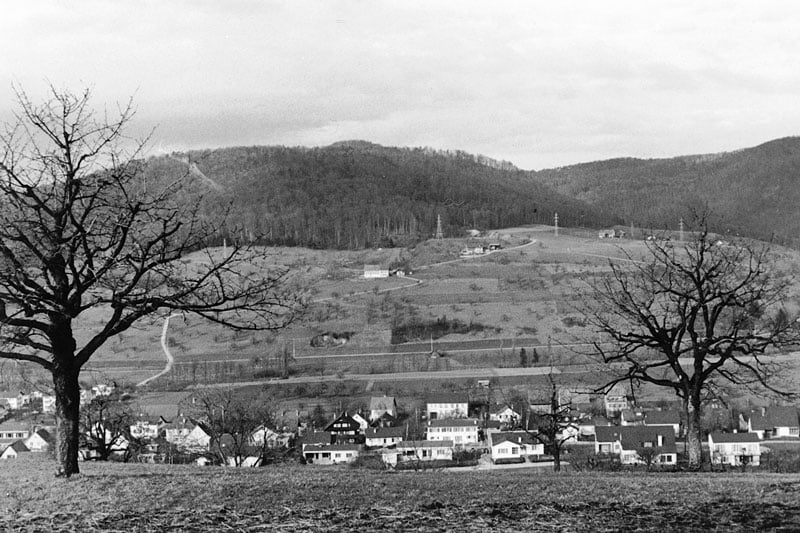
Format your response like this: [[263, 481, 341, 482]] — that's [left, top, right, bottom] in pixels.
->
[[5, 440, 29, 453], [303, 431, 334, 445], [594, 426, 622, 443], [621, 409, 645, 423], [369, 396, 397, 411], [749, 407, 800, 430], [427, 393, 469, 405], [490, 431, 538, 447], [324, 412, 361, 433], [370, 412, 399, 427], [709, 432, 760, 444], [619, 426, 676, 453], [644, 410, 681, 426], [31, 429, 53, 442], [365, 427, 405, 438], [428, 418, 479, 428], [0, 421, 29, 432], [492, 405, 519, 416]]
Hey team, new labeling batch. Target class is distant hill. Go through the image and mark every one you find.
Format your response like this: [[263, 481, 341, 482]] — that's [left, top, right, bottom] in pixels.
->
[[528, 137, 800, 246], [150, 142, 621, 249]]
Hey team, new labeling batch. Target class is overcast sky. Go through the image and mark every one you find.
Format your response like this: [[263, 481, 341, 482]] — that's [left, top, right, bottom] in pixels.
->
[[2, 1, 800, 170]]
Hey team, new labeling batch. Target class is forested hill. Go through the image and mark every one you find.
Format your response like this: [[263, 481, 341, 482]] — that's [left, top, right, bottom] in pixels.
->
[[149, 142, 620, 249], [527, 137, 800, 246]]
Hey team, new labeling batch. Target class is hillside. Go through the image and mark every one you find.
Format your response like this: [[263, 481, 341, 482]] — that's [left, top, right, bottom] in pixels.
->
[[528, 137, 800, 246], [2, 461, 799, 531], [148, 142, 621, 249]]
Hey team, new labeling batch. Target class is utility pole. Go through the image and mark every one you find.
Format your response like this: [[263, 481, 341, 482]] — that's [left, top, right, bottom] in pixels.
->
[[554, 212, 559, 236], [679, 217, 684, 242]]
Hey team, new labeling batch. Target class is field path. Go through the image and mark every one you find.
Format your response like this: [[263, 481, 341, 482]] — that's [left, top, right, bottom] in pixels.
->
[[136, 314, 181, 387]]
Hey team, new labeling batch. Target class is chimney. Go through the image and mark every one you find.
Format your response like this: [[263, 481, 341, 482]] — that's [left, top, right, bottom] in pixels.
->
[[657, 435, 663, 447], [762, 407, 766, 416]]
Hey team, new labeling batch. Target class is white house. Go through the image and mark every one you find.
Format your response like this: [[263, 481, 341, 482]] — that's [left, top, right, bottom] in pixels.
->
[[0, 440, 30, 460], [24, 429, 53, 452], [369, 396, 397, 421], [595, 426, 677, 466], [741, 407, 800, 439], [708, 432, 761, 466], [427, 418, 479, 447], [489, 406, 520, 426], [488, 431, 544, 463], [604, 384, 630, 418], [426, 393, 469, 420], [0, 421, 30, 446], [303, 443, 361, 465], [0, 391, 24, 410], [130, 416, 166, 440], [386, 440, 453, 466], [365, 426, 404, 448], [250, 426, 293, 449], [363, 265, 389, 279], [164, 419, 212, 453]]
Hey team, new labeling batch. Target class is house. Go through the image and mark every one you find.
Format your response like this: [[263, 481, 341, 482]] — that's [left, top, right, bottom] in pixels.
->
[[426, 393, 469, 420], [620, 409, 645, 426], [488, 431, 544, 463], [303, 443, 361, 465], [363, 265, 389, 279], [40, 395, 56, 413], [0, 391, 24, 410], [598, 229, 624, 239], [0, 421, 30, 446], [595, 426, 677, 465], [741, 407, 800, 439], [386, 439, 453, 466], [370, 412, 399, 428], [130, 416, 166, 440], [427, 418, 479, 447], [250, 426, 294, 449], [369, 396, 397, 421], [644, 410, 682, 437], [489, 405, 520, 426], [604, 384, 631, 418], [0, 440, 30, 459], [24, 429, 53, 452], [709, 432, 761, 466], [163, 418, 212, 453], [351, 413, 370, 432], [324, 412, 363, 443], [365, 426, 404, 448], [302, 431, 334, 446]]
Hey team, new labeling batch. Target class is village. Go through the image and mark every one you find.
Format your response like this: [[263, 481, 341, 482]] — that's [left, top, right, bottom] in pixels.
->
[[1, 382, 796, 470]]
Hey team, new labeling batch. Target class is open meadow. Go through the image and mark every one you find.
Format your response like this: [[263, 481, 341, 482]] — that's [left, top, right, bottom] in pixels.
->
[[1, 460, 799, 532]]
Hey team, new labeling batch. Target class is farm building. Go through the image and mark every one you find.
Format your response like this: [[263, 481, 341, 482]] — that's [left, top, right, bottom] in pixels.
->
[[363, 265, 389, 279], [598, 229, 625, 239]]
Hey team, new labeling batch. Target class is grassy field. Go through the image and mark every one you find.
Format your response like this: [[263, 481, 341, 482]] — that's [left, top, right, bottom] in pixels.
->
[[2, 460, 800, 532]]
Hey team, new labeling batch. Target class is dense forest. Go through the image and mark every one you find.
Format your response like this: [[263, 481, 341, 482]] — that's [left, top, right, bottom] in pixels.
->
[[147, 141, 620, 249], [528, 137, 800, 246]]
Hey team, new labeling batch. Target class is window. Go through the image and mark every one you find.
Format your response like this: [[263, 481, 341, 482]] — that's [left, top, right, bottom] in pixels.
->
[[512, 447, 520, 455]]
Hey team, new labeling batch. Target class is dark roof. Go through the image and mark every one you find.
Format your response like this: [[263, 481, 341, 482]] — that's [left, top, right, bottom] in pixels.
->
[[490, 431, 538, 447], [619, 426, 676, 453], [370, 412, 399, 427], [709, 432, 760, 444], [365, 427, 405, 438], [429, 418, 479, 428], [33, 429, 53, 442], [323, 412, 361, 433], [303, 443, 361, 453], [5, 440, 29, 453], [594, 426, 622, 443], [748, 407, 799, 430], [644, 410, 681, 426], [302, 431, 334, 445], [398, 440, 453, 448], [427, 393, 469, 405]]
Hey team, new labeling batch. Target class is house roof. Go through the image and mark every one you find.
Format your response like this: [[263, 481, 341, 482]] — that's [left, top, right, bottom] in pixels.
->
[[492, 405, 520, 416], [644, 410, 681, 426], [709, 432, 760, 444], [369, 396, 396, 411], [427, 393, 469, 405], [32, 429, 53, 442], [370, 412, 399, 427], [0, 421, 29, 432], [749, 407, 799, 430], [303, 443, 361, 453], [303, 431, 334, 445], [323, 412, 361, 432], [490, 431, 538, 447], [365, 427, 405, 438], [398, 440, 453, 448], [5, 440, 29, 453], [428, 418, 479, 428], [619, 426, 677, 453], [621, 409, 645, 423]]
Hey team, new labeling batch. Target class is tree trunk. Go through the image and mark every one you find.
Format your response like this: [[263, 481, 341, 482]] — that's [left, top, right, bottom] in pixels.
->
[[552, 446, 561, 472], [685, 396, 703, 470], [53, 364, 81, 476]]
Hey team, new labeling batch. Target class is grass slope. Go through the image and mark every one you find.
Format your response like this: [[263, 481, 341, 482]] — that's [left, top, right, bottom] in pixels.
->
[[2, 460, 800, 532]]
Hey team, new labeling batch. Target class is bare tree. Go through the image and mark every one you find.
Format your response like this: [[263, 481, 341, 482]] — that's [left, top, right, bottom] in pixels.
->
[[526, 372, 577, 472], [80, 390, 137, 461], [191, 388, 276, 467], [0, 87, 302, 476], [586, 218, 799, 469]]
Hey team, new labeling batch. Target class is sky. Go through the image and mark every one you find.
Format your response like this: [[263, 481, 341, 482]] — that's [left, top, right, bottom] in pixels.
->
[[2, 1, 800, 170]]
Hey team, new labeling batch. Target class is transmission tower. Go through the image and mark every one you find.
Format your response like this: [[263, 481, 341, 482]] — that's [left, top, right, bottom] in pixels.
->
[[434, 214, 444, 240]]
